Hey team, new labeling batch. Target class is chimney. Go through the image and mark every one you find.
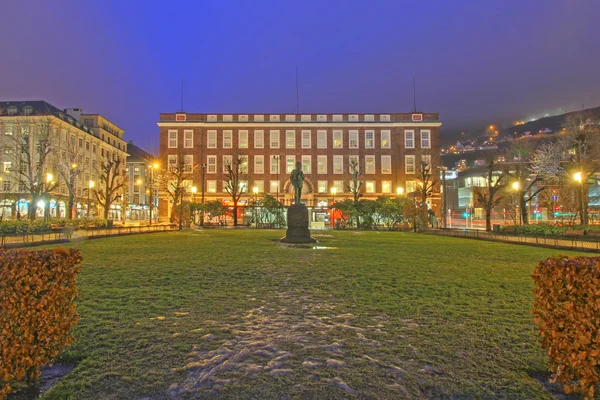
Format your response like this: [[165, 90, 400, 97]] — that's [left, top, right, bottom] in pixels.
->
[[64, 108, 82, 121]]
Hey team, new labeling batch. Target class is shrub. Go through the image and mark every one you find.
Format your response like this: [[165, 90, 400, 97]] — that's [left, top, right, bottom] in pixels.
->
[[532, 256, 600, 398], [0, 248, 82, 398]]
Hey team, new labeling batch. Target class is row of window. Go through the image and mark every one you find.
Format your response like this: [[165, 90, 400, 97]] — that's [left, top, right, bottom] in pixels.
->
[[168, 129, 431, 150], [200, 114, 394, 123], [187, 179, 419, 195], [167, 154, 431, 176]]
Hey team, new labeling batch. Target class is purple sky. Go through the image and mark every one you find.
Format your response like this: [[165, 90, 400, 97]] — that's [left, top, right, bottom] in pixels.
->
[[1, 0, 599, 153]]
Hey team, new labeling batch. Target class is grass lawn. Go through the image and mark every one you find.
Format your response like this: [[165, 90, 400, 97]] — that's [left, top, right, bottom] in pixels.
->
[[36, 230, 585, 399]]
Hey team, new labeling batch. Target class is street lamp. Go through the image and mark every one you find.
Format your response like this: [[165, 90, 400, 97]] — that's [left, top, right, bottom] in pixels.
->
[[87, 180, 95, 218], [397, 187, 404, 196], [253, 186, 258, 228], [574, 171, 586, 230], [191, 186, 197, 203], [512, 181, 522, 226], [201, 163, 207, 226], [149, 163, 158, 226]]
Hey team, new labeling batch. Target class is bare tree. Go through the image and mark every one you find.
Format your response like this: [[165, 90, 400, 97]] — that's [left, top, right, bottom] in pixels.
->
[[159, 151, 193, 228], [0, 118, 58, 220], [505, 140, 544, 225], [52, 127, 81, 219], [414, 152, 440, 228], [473, 157, 507, 231], [345, 157, 364, 202], [224, 157, 248, 226], [94, 158, 126, 220]]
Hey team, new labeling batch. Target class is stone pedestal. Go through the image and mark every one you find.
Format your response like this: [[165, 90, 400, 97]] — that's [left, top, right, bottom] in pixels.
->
[[280, 203, 317, 243]]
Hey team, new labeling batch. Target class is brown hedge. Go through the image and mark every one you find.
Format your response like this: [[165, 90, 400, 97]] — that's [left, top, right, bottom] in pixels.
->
[[532, 256, 600, 399], [0, 248, 82, 399]]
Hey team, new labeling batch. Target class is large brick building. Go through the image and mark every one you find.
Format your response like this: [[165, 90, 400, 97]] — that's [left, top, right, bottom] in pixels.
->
[[157, 112, 441, 223]]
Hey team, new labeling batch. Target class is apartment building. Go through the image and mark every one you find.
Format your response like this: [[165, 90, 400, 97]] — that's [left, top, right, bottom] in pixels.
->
[[0, 101, 128, 219], [125, 142, 158, 222], [157, 112, 441, 221]]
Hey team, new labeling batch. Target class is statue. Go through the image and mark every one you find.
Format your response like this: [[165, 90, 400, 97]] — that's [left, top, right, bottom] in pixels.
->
[[290, 161, 304, 204]]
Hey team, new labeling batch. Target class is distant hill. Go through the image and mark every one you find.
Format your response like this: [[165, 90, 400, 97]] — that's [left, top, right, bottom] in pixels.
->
[[503, 106, 600, 137]]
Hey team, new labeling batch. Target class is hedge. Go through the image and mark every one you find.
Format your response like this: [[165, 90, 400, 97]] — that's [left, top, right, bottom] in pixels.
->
[[0, 248, 82, 398], [0, 218, 110, 235], [532, 256, 600, 398]]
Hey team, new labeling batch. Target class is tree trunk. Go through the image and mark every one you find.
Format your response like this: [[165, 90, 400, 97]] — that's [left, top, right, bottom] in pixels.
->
[[29, 196, 37, 221], [67, 193, 74, 220], [520, 197, 528, 225], [485, 208, 492, 232], [104, 204, 110, 220], [233, 202, 238, 226]]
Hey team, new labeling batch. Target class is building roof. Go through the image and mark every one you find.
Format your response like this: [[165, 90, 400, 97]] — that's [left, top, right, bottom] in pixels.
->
[[127, 142, 155, 163]]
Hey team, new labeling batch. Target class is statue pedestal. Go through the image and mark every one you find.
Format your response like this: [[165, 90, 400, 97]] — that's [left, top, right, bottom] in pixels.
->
[[280, 203, 317, 243]]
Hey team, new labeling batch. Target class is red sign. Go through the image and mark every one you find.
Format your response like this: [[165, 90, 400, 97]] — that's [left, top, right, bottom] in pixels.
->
[[412, 113, 423, 121], [175, 114, 186, 121]]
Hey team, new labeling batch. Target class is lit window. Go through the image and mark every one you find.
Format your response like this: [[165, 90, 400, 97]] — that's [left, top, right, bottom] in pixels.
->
[[238, 130, 248, 149], [406, 180, 416, 194], [270, 156, 280, 174], [223, 130, 233, 149], [4, 124, 13, 135], [382, 181, 392, 193], [349, 155, 360, 173], [381, 130, 391, 148], [270, 180, 280, 193], [223, 155, 232, 173], [365, 130, 374, 148], [365, 181, 375, 193], [405, 130, 414, 148], [302, 155, 311, 174], [349, 130, 359, 148], [365, 155, 375, 174], [317, 155, 327, 174], [421, 130, 431, 148], [167, 155, 177, 171], [317, 130, 327, 149], [270, 130, 280, 148], [254, 180, 264, 193], [286, 130, 295, 148], [334, 180, 344, 193], [240, 157, 248, 174], [421, 154, 432, 169], [207, 155, 217, 174], [184, 130, 193, 148], [318, 180, 327, 194], [207, 180, 217, 193], [254, 155, 264, 174], [333, 130, 343, 148], [168, 130, 177, 148], [3, 161, 12, 173], [207, 131, 217, 148], [405, 155, 416, 174], [254, 130, 264, 148], [333, 155, 343, 174], [301, 130, 311, 148], [286, 156, 295, 174], [381, 155, 391, 174]]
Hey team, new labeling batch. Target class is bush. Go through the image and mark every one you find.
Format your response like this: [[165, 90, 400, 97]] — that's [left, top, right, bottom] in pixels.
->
[[0, 248, 82, 398], [532, 256, 600, 398]]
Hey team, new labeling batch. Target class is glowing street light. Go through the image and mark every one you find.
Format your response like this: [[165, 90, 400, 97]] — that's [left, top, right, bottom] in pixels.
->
[[574, 171, 586, 229], [191, 186, 197, 202], [512, 181, 520, 191], [397, 187, 404, 196], [573, 171, 582, 183]]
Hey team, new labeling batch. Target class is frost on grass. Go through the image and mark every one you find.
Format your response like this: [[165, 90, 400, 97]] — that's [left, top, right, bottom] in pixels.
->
[[168, 291, 423, 398]]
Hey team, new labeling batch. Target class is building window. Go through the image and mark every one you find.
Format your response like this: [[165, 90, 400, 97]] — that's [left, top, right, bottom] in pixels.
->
[[133, 194, 140, 203], [286, 130, 295, 149], [365, 181, 375, 193], [405, 130, 414, 149], [421, 130, 431, 148], [365, 130, 375, 149], [365, 155, 375, 174], [318, 180, 327, 194], [184, 155, 193, 172], [134, 184, 140, 193], [382, 181, 392, 193], [239, 130, 248, 149], [3, 161, 12, 173], [348, 155, 359, 173], [223, 155, 232, 173], [421, 154, 432, 169], [207, 180, 217, 193], [270, 180, 280, 193], [381, 155, 391, 174], [92, 144, 97, 153], [254, 180, 264, 193], [302, 155, 311, 174], [301, 130, 311, 148], [223, 130, 233, 149], [184, 130, 193, 148], [405, 155, 416, 174], [168, 130, 177, 148], [349, 130, 359, 149], [240, 158, 248, 173], [333, 155, 343, 174], [207, 130, 217, 148], [167, 155, 177, 171], [4, 124, 14, 135], [381, 130, 391, 148], [207, 155, 217, 173], [270, 156, 280, 174], [317, 155, 327, 174], [254, 130, 264, 149], [333, 130, 343, 148], [3, 182, 10, 192], [270, 130, 280, 148], [333, 180, 344, 193], [406, 180, 416, 194], [134, 165, 140, 172], [286, 155, 295, 174], [317, 130, 327, 149], [254, 155, 264, 174]]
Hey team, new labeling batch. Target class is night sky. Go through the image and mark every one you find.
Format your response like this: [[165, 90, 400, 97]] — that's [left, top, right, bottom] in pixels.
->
[[1, 0, 599, 153]]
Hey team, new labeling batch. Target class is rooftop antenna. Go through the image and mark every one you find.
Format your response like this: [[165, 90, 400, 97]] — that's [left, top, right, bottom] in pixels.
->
[[181, 77, 184, 112], [295, 66, 299, 114], [413, 75, 417, 113]]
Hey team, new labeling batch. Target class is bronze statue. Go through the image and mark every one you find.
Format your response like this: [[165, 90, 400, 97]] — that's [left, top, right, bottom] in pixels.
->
[[290, 161, 304, 204]]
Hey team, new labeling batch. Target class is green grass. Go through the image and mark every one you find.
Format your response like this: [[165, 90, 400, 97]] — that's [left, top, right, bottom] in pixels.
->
[[36, 230, 585, 399]]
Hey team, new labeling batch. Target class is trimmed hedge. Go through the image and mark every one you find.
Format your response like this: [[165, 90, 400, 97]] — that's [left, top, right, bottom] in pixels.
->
[[0, 248, 82, 398], [532, 256, 600, 398], [0, 218, 110, 235]]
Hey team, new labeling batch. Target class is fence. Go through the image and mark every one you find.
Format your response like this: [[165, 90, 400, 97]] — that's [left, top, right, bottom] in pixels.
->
[[0, 224, 178, 248], [430, 228, 600, 253]]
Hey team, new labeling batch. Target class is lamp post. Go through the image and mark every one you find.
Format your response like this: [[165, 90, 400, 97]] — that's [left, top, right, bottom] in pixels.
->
[[201, 163, 207, 226], [45, 173, 53, 221], [87, 180, 95, 218], [512, 181, 521, 226], [149, 163, 158, 225], [440, 166, 448, 229], [191, 186, 197, 225], [574, 171, 586, 230], [253, 186, 258, 228], [273, 156, 281, 204]]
